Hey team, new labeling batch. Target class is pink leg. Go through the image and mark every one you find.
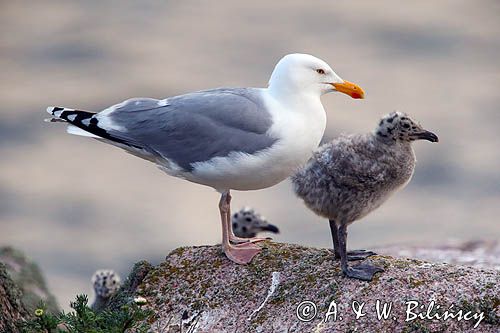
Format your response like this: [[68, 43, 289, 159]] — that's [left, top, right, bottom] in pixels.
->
[[219, 191, 261, 264]]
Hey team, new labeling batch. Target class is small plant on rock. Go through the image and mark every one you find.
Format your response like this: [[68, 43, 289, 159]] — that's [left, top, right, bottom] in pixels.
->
[[18, 294, 152, 333]]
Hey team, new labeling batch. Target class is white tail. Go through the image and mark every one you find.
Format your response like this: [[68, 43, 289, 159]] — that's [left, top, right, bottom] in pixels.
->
[[66, 125, 100, 138]]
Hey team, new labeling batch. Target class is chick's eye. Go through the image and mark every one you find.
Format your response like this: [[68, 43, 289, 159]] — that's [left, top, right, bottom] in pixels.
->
[[316, 69, 325, 75]]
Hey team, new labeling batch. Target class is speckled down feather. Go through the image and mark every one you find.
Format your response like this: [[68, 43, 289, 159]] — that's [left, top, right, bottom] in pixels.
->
[[292, 132, 416, 224]]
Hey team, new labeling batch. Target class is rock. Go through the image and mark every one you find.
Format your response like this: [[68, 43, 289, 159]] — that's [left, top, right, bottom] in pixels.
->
[[110, 242, 499, 332], [0, 263, 29, 333], [106, 260, 153, 312], [0, 246, 59, 314], [375, 239, 500, 270]]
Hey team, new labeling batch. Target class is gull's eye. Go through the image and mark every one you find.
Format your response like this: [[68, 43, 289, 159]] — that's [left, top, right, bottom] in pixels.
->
[[316, 69, 325, 75]]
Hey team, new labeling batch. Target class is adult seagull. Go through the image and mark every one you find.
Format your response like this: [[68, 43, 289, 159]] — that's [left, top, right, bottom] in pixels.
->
[[46, 53, 364, 264]]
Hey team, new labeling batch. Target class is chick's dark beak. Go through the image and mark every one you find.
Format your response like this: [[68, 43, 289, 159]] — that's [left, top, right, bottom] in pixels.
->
[[261, 223, 280, 233], [417, 130, 439, 142]]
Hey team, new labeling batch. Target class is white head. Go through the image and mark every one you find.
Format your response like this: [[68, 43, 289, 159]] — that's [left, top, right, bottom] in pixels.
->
[[268, 53, 364, 99]]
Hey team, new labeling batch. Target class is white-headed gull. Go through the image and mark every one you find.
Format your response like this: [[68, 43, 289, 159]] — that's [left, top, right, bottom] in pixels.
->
[[46, 53, 365, 264]]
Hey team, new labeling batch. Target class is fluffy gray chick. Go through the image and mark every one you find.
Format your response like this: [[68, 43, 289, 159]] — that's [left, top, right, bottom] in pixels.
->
[[292, 111, 438, 281], [231, 207, 279, 238], [91, 269, 121, 311]]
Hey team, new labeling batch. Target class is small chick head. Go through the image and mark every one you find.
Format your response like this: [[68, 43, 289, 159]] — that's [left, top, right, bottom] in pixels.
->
[[231, 207, 279, 238], [375, 111, 438, 143], [92, 269, 121, 299]]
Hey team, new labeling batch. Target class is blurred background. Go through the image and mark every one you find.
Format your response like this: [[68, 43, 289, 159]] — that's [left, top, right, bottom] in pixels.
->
[[1, 1, 499, 310]]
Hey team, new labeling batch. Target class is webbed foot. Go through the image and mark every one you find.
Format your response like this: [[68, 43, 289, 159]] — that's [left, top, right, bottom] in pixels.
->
[[223, 242, 261, 264], [344, 263, 384, 281], [347, 249, 377, 261], [230, 236, 272, 244], [332, 249, 377, 261]]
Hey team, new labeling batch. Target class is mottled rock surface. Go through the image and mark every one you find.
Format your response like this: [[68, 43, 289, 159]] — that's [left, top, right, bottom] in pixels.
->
[[375, 239, 500, 270], [0, 263, 28, 333], [0, 246, 59, 314], [112, 243, 500, 332]]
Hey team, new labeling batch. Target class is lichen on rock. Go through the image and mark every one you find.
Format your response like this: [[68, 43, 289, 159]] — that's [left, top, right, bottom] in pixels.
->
[[105, 260, 154, 313], [108, 242, 500, 332], [0, 262, 29, 333], [0, 246, 59, 314]]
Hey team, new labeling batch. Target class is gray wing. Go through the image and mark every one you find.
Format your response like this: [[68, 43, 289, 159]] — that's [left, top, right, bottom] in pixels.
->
[[95, 88, 277, 171]]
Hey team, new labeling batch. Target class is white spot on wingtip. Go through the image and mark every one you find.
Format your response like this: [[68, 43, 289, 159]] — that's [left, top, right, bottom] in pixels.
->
[[46, 106, 55, 114], [95, 116, 126, 132], [157, 99, 168, 107], [67, 114, 77, 121]]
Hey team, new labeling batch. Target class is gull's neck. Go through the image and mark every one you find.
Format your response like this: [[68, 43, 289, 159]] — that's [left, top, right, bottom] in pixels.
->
[[266, 85, 323, 110], [263, 85, 327, 151]]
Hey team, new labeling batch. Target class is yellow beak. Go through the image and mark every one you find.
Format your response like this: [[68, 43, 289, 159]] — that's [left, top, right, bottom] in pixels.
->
[[332, 81, 365, 99]]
